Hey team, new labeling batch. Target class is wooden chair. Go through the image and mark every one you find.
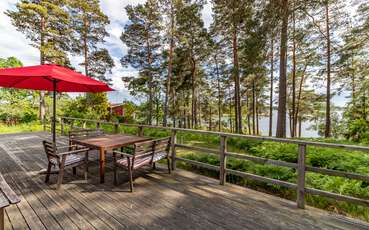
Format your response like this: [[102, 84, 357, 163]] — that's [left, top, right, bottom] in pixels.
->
[[113, 137, 171, 192], [43, 140, 90, 190], [68, 128, 105, 146]]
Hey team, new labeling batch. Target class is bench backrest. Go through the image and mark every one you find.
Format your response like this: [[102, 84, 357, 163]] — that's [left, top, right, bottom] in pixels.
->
[[69, 129, 104, 140], [132, 137, 171, 166]]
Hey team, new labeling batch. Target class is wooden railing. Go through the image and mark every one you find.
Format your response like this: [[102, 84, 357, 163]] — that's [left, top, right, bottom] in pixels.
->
[[59, 117, 369, 209]]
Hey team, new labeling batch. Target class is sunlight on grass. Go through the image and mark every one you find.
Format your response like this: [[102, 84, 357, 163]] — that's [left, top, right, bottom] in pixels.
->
[[0, 122, 43, 134]]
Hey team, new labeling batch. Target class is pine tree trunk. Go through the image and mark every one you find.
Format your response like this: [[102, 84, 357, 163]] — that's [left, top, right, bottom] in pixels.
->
[[269, 36, 274, 136], [276, 0, 289, 138], [191, 58, 197, 128], [215, 55, 222, 132], [232, 28, 242, 133], [163, 2, 175, 127], [246, 94, 251, 134], [146, 32, 153, 125], [209, 105, 212, 131], [228, 87, 233, 132], [256, 94, 259, 135], [324, 2, 331, 138], [295, 65, 307, 136], [39, 16, 46, 124], [83, 16, 89, 76], [252, 80, 256, 135], [291, 5, 297, 137]]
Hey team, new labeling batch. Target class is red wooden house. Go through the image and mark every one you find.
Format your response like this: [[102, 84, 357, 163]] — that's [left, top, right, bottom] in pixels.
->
[[109, 103, 124, 117]]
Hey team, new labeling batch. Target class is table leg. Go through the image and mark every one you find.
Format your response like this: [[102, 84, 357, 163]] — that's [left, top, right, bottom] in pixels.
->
[[0, 207, 4, 230], [99, 148, 106, 183]]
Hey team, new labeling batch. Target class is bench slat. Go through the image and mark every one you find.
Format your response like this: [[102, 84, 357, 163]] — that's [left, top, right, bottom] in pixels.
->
[[0, 174, 20, 205]]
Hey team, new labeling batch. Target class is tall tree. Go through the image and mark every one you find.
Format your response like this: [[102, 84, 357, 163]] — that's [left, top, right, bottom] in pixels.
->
[[121, 0, 162, 125], [303, 0, 347, 137], [212, 0, 250, 133], [68, 0, 110, 77], [161, 0, 180, 126], [176, 0, 209, 128], [7, 0, 71, 123], [276, 0, 289, 138], [88, 48, 115, 84]]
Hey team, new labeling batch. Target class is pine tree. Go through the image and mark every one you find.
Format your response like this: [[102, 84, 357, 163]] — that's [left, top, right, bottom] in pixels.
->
[[88, 48, 115, 84], [302, 0, 347, 137], [68, 0, 110, 76], [161, 0, 181, 126], [176, 0, 209, 128], [121, 0, 162, 125], [211, 0, 251, 133], [6, 0, 71, 123]]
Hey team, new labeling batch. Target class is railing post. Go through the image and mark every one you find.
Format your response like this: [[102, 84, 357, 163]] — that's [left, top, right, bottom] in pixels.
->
[[297, 144, 306, 209], [138, 126, 144, 136], [70, 120, 74, 131], [96, 122, 100, 130], [60, 118, 64, 135], [114, 123, 119, 134], [171, 129, 177, 170], [219, 135, 227, 185]]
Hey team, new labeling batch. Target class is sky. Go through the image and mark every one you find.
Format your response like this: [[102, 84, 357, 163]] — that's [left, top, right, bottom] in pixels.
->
[[0, 0, 348, 107]]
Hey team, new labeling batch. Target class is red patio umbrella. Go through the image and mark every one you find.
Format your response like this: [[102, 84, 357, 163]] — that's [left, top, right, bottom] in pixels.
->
[[0, 64, 113, 144]]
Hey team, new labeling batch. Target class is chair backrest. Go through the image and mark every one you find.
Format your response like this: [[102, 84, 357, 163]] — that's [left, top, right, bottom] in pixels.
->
[[43, 140, 59, 163], [69, 129, 104, 140]]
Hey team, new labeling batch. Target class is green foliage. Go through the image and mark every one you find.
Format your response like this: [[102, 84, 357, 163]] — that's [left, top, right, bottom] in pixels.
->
[[62, 93, 109, 120]]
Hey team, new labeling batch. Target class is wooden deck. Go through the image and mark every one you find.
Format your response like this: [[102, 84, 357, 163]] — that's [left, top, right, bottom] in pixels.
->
[[0, 132, 368, 230]]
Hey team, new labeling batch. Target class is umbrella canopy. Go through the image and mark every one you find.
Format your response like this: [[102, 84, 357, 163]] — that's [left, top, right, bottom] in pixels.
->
[[0, 64, 113, 144], [0, 64, 113, 92]]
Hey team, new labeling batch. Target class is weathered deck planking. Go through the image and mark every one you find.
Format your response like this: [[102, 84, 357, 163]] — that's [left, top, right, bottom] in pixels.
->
[[0, 132, 368, 230]]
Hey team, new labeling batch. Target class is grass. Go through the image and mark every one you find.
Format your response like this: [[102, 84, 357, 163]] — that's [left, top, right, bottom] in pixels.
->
[[0, 122, 43, 134]]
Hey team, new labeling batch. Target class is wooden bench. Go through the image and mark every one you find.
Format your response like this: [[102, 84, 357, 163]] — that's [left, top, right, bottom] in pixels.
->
[[0, 174, 20, 230], [113, 137, 171, 192], [43, 140, 90, 190]]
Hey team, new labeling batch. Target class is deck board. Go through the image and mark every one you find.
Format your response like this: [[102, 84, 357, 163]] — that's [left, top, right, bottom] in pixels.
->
[[0, 131, 368, 230]]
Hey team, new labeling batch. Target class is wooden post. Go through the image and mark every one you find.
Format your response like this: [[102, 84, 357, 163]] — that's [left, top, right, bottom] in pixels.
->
[[70, 120, 74, 131], [0, 207, 4, 230], [171, 130, 177, 170], [219, 135, 227, 185], [60, 118, 64, 135], [138, 126, 144, 136], [114, 123, 119, 134], [96, 122, 100, 130], [297, 144, 306, 208]]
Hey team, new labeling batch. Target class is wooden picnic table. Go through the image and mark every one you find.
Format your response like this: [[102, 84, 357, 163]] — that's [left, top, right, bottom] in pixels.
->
[[71, 134, 150, 183]]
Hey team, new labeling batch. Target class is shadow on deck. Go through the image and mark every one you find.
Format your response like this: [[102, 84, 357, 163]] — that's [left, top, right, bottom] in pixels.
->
[[0, 132, 368, 230]]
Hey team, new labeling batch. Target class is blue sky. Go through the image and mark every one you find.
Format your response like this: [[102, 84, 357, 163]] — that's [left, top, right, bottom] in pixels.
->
[[0, 0, 348, 107]]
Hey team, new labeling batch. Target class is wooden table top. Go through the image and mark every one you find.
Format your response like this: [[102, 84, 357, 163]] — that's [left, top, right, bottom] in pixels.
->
[[72, 134, 150, 150]]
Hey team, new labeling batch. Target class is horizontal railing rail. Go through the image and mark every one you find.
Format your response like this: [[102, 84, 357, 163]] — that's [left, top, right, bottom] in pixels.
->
[[59, 116, 369, 209]]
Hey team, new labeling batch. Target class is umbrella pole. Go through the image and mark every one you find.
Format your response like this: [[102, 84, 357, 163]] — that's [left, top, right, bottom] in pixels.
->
[[52, 80, 56, 145]]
